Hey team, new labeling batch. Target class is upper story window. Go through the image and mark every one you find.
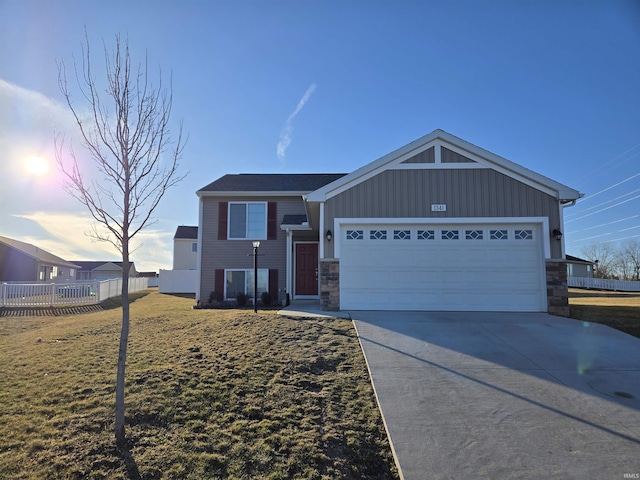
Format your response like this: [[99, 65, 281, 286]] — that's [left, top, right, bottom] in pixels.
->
[[229, 202, 267, 239]]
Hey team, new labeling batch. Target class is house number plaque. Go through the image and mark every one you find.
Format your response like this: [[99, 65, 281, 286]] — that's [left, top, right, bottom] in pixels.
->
[[431, 204, 447, 212]]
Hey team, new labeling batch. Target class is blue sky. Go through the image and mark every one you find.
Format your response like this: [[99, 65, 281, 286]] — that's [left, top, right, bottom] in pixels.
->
[[1, 0, 639, 271]]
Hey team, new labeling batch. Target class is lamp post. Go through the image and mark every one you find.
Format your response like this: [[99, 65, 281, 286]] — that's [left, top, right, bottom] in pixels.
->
[[252, 241, 260, 313]]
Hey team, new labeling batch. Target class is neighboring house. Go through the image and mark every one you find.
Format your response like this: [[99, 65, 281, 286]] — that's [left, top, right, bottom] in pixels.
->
[[196, 129, 582, 314], [139, 271, 159, 287], [0, 235, 79, 282], [173, 226, 198, 270], [566, 255, 595, 278], [71, 261, 139, 282]]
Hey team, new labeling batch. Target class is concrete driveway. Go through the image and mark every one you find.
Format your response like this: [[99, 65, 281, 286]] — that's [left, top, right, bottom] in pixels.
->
[[351, 311, 640, 480]]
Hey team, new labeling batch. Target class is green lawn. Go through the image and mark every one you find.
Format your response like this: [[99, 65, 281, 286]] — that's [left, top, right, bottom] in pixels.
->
[[569, 288, 640, 339], [0, 291, 398, 479]]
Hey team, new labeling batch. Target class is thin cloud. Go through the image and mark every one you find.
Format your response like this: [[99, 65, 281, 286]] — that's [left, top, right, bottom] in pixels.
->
[[13, 211, 174, 272], [277, 83, 317, 165]]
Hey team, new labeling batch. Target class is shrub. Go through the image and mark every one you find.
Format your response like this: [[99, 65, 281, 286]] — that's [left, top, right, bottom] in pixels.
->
[[236, 292, 249, 306], [208, 291, 223, 304], [261, 291, 273, 306]]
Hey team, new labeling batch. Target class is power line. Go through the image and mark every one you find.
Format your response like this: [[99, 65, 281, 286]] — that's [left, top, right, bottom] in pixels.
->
[[565, 193, 640, 223], [574, 170, 640, 204], [566, 214, 640, 234], [573, 143, 640, 188], [568, 232, 640, 249], [566, 187, 640, 219]]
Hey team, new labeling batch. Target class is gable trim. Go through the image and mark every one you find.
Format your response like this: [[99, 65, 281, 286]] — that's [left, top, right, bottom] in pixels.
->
[[305, 130, 581, 202]]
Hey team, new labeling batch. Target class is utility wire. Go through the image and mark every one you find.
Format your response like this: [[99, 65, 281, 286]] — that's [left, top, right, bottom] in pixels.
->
[[573, 143, 640, 188], [573, 170, 640, 204], [566, 214, 640, 234], [566, 187, 640, 218], [565, 193, 640, 223]]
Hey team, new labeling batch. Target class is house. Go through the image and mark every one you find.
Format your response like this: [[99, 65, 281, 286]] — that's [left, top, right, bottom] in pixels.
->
[[139, 271, 159, 287], [0, 235, 79, 282], [173, 226, 198, 270], [196, 129, 582, 314], [566, 255, 595, 278], [157, 226, 199, 294], [71, 261, 139, 282]]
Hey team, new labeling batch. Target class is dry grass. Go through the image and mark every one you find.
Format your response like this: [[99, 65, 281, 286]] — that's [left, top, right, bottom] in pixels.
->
[[0, 291, 398, 479], [569, 288, 640, 338]]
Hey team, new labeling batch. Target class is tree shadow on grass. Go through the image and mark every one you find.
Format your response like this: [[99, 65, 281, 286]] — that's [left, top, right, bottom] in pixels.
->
[[117, 438, 141, 480], [100, 290, 152, 311]]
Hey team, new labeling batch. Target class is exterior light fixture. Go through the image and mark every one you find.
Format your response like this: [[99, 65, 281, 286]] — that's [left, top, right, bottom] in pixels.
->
[[552, 228, 563, 241], [326, 230, 333, 242]]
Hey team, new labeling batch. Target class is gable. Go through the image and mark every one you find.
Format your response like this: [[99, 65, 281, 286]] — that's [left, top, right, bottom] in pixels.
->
[[324, 168, 559, 220], [306, 130, 581, 202]]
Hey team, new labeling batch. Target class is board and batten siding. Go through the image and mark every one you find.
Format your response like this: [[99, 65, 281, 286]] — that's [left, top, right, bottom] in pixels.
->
[[199, 195, 307, 301], [323, 168, 562, 258]]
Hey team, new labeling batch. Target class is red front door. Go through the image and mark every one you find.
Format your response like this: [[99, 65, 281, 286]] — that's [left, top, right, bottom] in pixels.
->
[[295, 243, 318, 295]]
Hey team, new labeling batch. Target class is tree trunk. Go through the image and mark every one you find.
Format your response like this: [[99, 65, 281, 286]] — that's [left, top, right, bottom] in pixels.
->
[[115, 255, 131, 445]]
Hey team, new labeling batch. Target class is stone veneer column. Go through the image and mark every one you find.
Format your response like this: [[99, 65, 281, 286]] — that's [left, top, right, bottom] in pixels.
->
[[546, 260, 570, 317], [320, 259, 340, 311]]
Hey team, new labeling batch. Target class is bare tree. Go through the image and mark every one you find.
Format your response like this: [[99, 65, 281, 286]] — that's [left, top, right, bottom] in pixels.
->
[[56, 33, 186, 444], [580, 242, 616, 279], [620, 239, 640, 281]]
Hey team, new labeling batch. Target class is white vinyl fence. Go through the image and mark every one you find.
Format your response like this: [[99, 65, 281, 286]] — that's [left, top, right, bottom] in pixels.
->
[[158, 269, 197, 294], [1, 277, 149, 307], [568, 276, 640, 292]]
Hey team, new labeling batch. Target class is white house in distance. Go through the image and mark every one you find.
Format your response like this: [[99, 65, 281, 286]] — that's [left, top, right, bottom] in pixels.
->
[[71, 261, 139, 282], [173, 226, 198, 270], [158, 226, 199, 295]]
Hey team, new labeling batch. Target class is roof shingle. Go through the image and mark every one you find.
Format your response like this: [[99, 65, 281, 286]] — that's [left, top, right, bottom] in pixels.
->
[[198, 174, 346, 193]]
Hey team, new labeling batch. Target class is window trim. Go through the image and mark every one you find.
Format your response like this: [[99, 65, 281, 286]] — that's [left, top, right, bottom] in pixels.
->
[[224, 268, 269, 300], [228, 201, 268, 240]]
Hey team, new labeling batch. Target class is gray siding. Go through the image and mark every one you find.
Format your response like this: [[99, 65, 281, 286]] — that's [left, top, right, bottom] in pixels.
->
[[441, 147, 476, 163], [0, 244, 38, 281], [324, 168, 562, 258], [402, 146, 435, 163], [199, 195, 307, 301]]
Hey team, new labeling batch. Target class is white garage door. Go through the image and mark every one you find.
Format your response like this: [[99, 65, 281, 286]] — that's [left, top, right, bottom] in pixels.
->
[[340, 223, 545, 311]]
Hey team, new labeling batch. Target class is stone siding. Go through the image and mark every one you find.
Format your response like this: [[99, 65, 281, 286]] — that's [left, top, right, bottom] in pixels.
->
[[320, 259, 340, 311], [546, 260, 570, 317]]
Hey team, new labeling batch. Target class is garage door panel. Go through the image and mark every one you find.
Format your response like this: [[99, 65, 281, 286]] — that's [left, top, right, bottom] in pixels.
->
[[340, 223, 545, 312]]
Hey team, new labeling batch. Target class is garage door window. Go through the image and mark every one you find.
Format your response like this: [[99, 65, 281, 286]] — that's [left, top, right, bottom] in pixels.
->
[[442, 229, 459, 240], [515, 229, 533, 240], [370, 229, 387, 240], [346, 230, 363, 240], [465, 229, 483, 240], [394, 230, 411, 240], [490, 229, 508, 240], [417, 230, 435, 240]]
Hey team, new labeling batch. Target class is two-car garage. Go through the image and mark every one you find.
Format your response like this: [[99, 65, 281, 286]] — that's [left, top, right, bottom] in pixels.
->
[[338, 222, 547, 312]]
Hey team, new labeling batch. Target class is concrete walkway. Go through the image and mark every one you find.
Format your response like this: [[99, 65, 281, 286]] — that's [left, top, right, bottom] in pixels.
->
[[277, 301, 352, 319], [351, 311, 640, 480]]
